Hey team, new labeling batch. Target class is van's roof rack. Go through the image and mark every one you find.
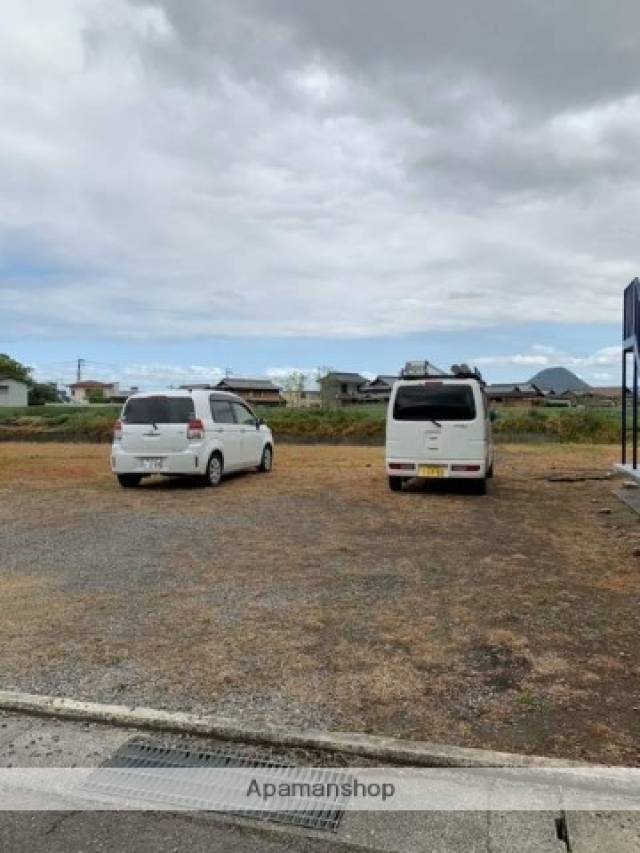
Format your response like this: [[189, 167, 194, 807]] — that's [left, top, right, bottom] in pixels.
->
[[400, 360, 446, 379], [400, 360, 485, 385]]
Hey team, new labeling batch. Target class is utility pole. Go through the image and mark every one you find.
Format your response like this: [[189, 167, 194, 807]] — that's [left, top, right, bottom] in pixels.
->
[[76, 358, 86, 383]]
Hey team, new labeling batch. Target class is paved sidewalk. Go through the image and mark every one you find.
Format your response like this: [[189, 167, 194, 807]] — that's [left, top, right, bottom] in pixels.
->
[[0, 710, 637, 852]]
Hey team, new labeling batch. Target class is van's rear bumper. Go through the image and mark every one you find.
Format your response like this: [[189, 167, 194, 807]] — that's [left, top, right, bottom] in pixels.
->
[[386, 459, 488, 478], [111, 446, 201, 475]]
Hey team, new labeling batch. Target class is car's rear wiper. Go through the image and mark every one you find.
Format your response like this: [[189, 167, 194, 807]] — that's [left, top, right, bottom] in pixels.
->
[[428, 419, 442, 427]]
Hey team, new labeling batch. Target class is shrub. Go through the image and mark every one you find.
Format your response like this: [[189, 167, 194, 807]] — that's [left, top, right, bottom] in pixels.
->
[[494, 406, 618, 443], [493, 409, 549, 435]]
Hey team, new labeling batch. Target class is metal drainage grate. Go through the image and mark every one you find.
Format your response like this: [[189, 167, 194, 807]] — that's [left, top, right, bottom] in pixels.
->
[[102, 737, 296, 770], [86, 736, 350, 832]]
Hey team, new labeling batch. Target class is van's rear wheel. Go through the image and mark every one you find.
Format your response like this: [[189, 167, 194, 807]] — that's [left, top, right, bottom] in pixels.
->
[[117, 474, 142, 488], [388, 476, 405, 492]]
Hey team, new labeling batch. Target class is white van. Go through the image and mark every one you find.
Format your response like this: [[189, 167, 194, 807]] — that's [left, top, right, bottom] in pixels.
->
[[385, 363, 494, 494], [111, 389, 274, 488]]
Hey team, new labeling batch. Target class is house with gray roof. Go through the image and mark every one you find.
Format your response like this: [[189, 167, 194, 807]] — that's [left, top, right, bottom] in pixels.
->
[[486, 383, 545, 405], [0, 375, 28, 407], [215, 377, 285, 407], [318, 372, 367, 407], [360, 374, 399, 402]]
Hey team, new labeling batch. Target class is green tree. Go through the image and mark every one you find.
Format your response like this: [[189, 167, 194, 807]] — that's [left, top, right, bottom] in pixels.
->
[[0, 353, 32, 384], [87, 388, 105, 404], [284, 371, 306, 407], [28, 382, 64, 406]]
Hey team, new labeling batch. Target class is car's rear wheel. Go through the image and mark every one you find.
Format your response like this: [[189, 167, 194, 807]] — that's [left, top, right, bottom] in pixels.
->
[[117, 474, 142, 488], [487, 461, 494, 478], [204, 453, 223, 487], [258, 445, 273, 473], [388, 476, 405, 492]]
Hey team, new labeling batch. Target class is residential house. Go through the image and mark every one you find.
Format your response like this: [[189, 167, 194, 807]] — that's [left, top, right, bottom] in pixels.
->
[[177, 384, 213, 390], [360, 375, 399, 403], [282, 388, 322, 408], [486, 383, 546, 406], [215, 378, 285, 407], [68, 380, 120, 404], [108, 386, 140, 404], [0, 376, 28, 407], [562, 386, 628, 408], [592, 386, 629, 406], [318, 372, 367, 407]]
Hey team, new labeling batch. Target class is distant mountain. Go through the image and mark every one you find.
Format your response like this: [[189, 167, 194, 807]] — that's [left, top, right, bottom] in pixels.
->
[[528, 367, 591, 395]]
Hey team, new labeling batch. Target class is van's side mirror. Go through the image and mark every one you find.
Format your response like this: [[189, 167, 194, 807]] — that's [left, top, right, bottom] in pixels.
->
[[256, 418, 264, 429], [490, 410, 497, 422]]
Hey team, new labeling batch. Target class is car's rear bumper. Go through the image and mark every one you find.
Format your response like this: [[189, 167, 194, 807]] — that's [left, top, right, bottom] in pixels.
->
[[386, 458, 488, 478], [111, 446, 201, 475]]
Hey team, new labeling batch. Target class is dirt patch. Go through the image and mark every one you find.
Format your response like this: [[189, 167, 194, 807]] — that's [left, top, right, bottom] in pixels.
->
[[0, 441, 638, 765]]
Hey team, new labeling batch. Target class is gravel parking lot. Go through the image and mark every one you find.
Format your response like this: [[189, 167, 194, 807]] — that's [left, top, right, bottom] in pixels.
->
[[0, 442, 638, 764]]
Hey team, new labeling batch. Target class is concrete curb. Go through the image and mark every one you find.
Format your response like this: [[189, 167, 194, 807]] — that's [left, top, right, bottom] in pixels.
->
[[0, 690, 585, 768]]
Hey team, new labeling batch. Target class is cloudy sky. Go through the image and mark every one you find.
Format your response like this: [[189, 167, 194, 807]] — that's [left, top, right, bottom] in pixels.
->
[[2, 0, 638, 388]]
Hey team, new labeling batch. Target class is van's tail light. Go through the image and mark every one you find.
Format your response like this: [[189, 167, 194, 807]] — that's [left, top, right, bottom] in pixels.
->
[[113, 419, 122, 441], [187, 418, 205, 440], [451, 464, 481, 472], [389, 463, 415, 470]]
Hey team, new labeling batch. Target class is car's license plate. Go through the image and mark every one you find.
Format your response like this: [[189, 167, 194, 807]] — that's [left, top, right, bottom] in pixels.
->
[[418, 465, 446, 478], [141, 458, 163, 471]]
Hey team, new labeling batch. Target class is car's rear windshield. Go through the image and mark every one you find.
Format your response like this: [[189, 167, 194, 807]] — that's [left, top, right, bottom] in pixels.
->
[[122, 396, 195, 424], [393, 383, 476, 421]]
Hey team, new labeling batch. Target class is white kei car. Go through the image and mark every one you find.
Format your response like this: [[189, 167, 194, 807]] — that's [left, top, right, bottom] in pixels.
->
[[386, 363, 494, 494], [111, 389, 274, 488]]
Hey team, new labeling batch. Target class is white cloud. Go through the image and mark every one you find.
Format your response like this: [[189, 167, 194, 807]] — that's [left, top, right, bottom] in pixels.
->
[[0, 1, 638, 341], [474, 353, 549, 367], [119, 363, 225, 388], [473, 345, 621, 375], [31, 360, 224, 389]]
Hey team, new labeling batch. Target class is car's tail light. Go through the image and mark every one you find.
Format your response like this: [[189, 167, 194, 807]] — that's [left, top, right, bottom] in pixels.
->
[[451, 464, 481, 471], [389, 463, 415, 470], [113, 419, 122, 441], [187, 418, 204, 440]]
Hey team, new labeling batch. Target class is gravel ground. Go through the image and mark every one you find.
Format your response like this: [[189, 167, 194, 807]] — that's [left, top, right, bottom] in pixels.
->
[[0, 442, 639, 764]]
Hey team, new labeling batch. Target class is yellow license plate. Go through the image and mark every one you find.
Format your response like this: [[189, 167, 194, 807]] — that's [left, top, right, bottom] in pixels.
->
[[418, 465, 446, 478]]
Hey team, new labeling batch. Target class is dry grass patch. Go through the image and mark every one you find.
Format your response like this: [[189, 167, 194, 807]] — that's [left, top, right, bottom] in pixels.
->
[[0, 441, 639, 763]]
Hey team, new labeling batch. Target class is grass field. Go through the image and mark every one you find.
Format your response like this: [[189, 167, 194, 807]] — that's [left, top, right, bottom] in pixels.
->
[[0, 440, 638, 764], [0, 402, 626, 443], [0, 405, 120, 440]]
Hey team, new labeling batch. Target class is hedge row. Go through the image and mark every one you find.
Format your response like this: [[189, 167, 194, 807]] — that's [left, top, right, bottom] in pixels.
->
[[0, 404, 621, 444]]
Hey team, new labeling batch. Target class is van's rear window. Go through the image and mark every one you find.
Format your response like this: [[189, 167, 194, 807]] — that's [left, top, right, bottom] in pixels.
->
[[123, 396, 195, 424], [393, 384, 476, 421]]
